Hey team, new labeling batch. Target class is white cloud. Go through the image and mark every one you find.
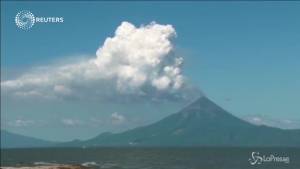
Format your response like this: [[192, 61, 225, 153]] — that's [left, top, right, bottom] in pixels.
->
[[243, 114, 300, 129], [1, 21, 200, 102], [53, 85, 72, 95], [8, 119, 34, 127], [61, 118, 82, 127], [111, 112, 126, 125]]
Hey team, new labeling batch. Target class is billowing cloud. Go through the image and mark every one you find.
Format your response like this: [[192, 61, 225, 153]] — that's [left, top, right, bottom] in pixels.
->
[[111, 112, 126, 125], [1, 21, 200, 102]]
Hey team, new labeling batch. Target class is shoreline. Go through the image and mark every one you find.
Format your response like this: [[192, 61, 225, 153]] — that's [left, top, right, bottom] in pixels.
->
[[0, 165, 89, 169]]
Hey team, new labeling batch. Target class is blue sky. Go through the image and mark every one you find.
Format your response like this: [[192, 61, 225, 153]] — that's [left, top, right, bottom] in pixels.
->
[[1, 1, 300, 141]]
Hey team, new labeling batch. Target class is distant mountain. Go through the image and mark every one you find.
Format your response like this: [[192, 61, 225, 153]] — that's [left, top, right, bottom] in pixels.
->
[[60, 97, 300, 147], [3, 97, 300, 148], [1, 130, 55, 148]]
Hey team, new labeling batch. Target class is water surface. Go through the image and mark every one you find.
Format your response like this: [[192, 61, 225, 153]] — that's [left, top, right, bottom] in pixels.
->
[[1, 147, 299, 169]]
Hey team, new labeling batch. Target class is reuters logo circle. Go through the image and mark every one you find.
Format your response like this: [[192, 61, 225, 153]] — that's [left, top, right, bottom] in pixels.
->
[[15, 10, 35, 30]]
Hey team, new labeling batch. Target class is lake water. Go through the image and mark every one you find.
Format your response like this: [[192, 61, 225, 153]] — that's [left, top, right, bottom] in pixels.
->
[[1, 147, 299, 169]]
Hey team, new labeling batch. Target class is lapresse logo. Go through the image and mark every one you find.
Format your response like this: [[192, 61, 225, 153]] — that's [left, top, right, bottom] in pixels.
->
[[15, 10, 64, 30], [249, 152, 290, 165]]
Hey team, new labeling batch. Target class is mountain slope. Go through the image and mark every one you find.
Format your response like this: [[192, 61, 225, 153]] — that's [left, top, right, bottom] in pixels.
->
[[62, 97, 300, 147], [1, 130, 55, 148]]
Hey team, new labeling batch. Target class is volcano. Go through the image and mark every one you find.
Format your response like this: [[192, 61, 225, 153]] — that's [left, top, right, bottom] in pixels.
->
[[61, 97, 300, 147]]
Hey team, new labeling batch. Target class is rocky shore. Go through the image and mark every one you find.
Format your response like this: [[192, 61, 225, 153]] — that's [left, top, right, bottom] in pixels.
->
[[0, 165, 89, 169]]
